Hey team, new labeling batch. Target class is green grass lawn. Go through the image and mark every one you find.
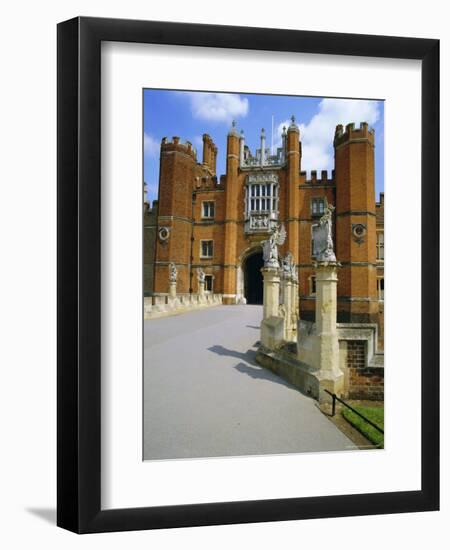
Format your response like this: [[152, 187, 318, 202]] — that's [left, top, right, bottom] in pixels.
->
[[342, 406, 384, 447]]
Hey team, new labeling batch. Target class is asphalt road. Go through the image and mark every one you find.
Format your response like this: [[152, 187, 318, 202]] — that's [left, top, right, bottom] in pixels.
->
[[143, 305, 355, 460]]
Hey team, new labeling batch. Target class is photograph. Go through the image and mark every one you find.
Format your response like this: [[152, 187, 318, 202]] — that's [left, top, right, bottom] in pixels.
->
[[143, 90, 385, 460], [0, 0, 443, 542]]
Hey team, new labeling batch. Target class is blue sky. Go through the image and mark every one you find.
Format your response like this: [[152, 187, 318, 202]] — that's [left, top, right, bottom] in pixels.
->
[[143, 90, 384, 203]]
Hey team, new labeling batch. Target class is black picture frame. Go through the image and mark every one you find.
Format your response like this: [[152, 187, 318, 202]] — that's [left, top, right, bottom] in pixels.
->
[[57, 16, 439, 533]]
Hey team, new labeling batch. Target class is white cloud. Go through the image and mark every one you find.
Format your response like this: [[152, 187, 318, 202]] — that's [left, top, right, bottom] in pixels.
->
[[274, 99, 380, 174], [144, 132, 160, 157], [275, 119, 290, 149], [186, 92, 249, 123]]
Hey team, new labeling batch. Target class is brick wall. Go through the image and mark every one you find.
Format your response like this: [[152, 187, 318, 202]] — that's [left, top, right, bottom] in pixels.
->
[[376, 192, 384, 350], [347, 340, 384, 400], [144, 204, 157, 295]]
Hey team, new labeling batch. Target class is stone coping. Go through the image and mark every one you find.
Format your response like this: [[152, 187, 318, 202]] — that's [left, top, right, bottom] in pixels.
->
[[144, 293, 223, 320]]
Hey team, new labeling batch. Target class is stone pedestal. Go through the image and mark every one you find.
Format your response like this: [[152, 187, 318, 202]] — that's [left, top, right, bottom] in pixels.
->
[[313, 262, 344, 401], [169, 281, 177, 299], [290, 279, 299, 341], [282, 277, 294, 341], [292, 279, 299, 329], [261, 267, 284, 349], [262, 267, 280, 320], [279, 270, 299, 343], [198, 281, 206, 303], [260, 316, 285, 350]]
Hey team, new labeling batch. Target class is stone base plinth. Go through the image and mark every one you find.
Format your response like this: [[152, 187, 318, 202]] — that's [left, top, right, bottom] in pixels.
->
[[256, 346, 319, 399], [198, 282, 206, 303], [169, 281, 177, 299], [316, 372, 345, 403], [313, 262, 344, 401], [262, 267, 280, 320], [257, 342, 344, 403], [281, 278, 297, 342], [261, 316, 284, 350]]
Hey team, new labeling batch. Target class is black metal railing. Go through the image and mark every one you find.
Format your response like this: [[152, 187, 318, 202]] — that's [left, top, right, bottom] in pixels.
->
[[324, 389, 384, 435]]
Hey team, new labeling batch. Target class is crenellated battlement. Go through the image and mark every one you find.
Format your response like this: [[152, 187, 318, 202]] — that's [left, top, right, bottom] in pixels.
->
[[202, 133, 218, 175], [161, 136, 197, 160], [194, 172, 221, 191], [333, 122, 375, 148], [301, 169, 335, 185]]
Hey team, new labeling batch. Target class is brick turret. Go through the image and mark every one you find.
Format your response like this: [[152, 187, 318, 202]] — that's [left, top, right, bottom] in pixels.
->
[[286, 115, 301, 265], [202, 134, 217, 175], [334, 122, 378, 323], [223, 121, 240, 303], [154, 137, 197, 294]]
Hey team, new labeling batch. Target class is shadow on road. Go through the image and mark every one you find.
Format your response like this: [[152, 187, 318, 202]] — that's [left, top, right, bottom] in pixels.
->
[[208, 345, 298, 391], [208, 344, 257, 363], [233, 362, 296, 389]]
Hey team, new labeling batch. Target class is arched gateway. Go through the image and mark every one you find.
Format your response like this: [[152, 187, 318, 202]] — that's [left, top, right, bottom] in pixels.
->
[[243, 250, 264, 304]]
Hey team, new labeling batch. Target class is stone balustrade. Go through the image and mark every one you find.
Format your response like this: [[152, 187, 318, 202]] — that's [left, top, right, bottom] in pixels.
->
[[144, 293, 223, 320]]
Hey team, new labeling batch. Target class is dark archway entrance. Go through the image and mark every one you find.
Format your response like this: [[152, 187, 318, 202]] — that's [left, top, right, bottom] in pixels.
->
[[244, 251, 264, 305]]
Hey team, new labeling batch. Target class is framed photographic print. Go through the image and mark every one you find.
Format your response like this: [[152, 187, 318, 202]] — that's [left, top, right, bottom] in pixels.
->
[[57, 17, 439, 533]]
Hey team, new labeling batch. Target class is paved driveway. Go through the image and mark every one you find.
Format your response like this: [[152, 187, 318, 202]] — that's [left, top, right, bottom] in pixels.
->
[[143, 305, 355, 459]]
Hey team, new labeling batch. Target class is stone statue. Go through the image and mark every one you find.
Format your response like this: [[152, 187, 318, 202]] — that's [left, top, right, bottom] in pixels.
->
[[312, 204, 337, 263], [197, 267, 206, 283], [169, 262, 177, 283], [281, 251, 298, 282], [262, 224, 286, 268], [282, 251, 294, 277]]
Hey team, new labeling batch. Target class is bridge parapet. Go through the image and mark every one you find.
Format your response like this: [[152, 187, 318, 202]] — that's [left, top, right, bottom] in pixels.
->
[[144, 293, 223, 320]]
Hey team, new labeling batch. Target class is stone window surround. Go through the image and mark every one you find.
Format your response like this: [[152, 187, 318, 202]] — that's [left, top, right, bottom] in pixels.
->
[[200, 239, 214, 259], [377, 277, 384, 301], [246, 183, 278, 214], [201, 200, 215, 219], [311, 196, 326, 217], [298, 321, 381, 368], [337, 323, 380, 367], [376, 230, 384, 261], [308, 274, 317, 296], [204, 274, 214, 292], [244, 173, 279, 216]]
